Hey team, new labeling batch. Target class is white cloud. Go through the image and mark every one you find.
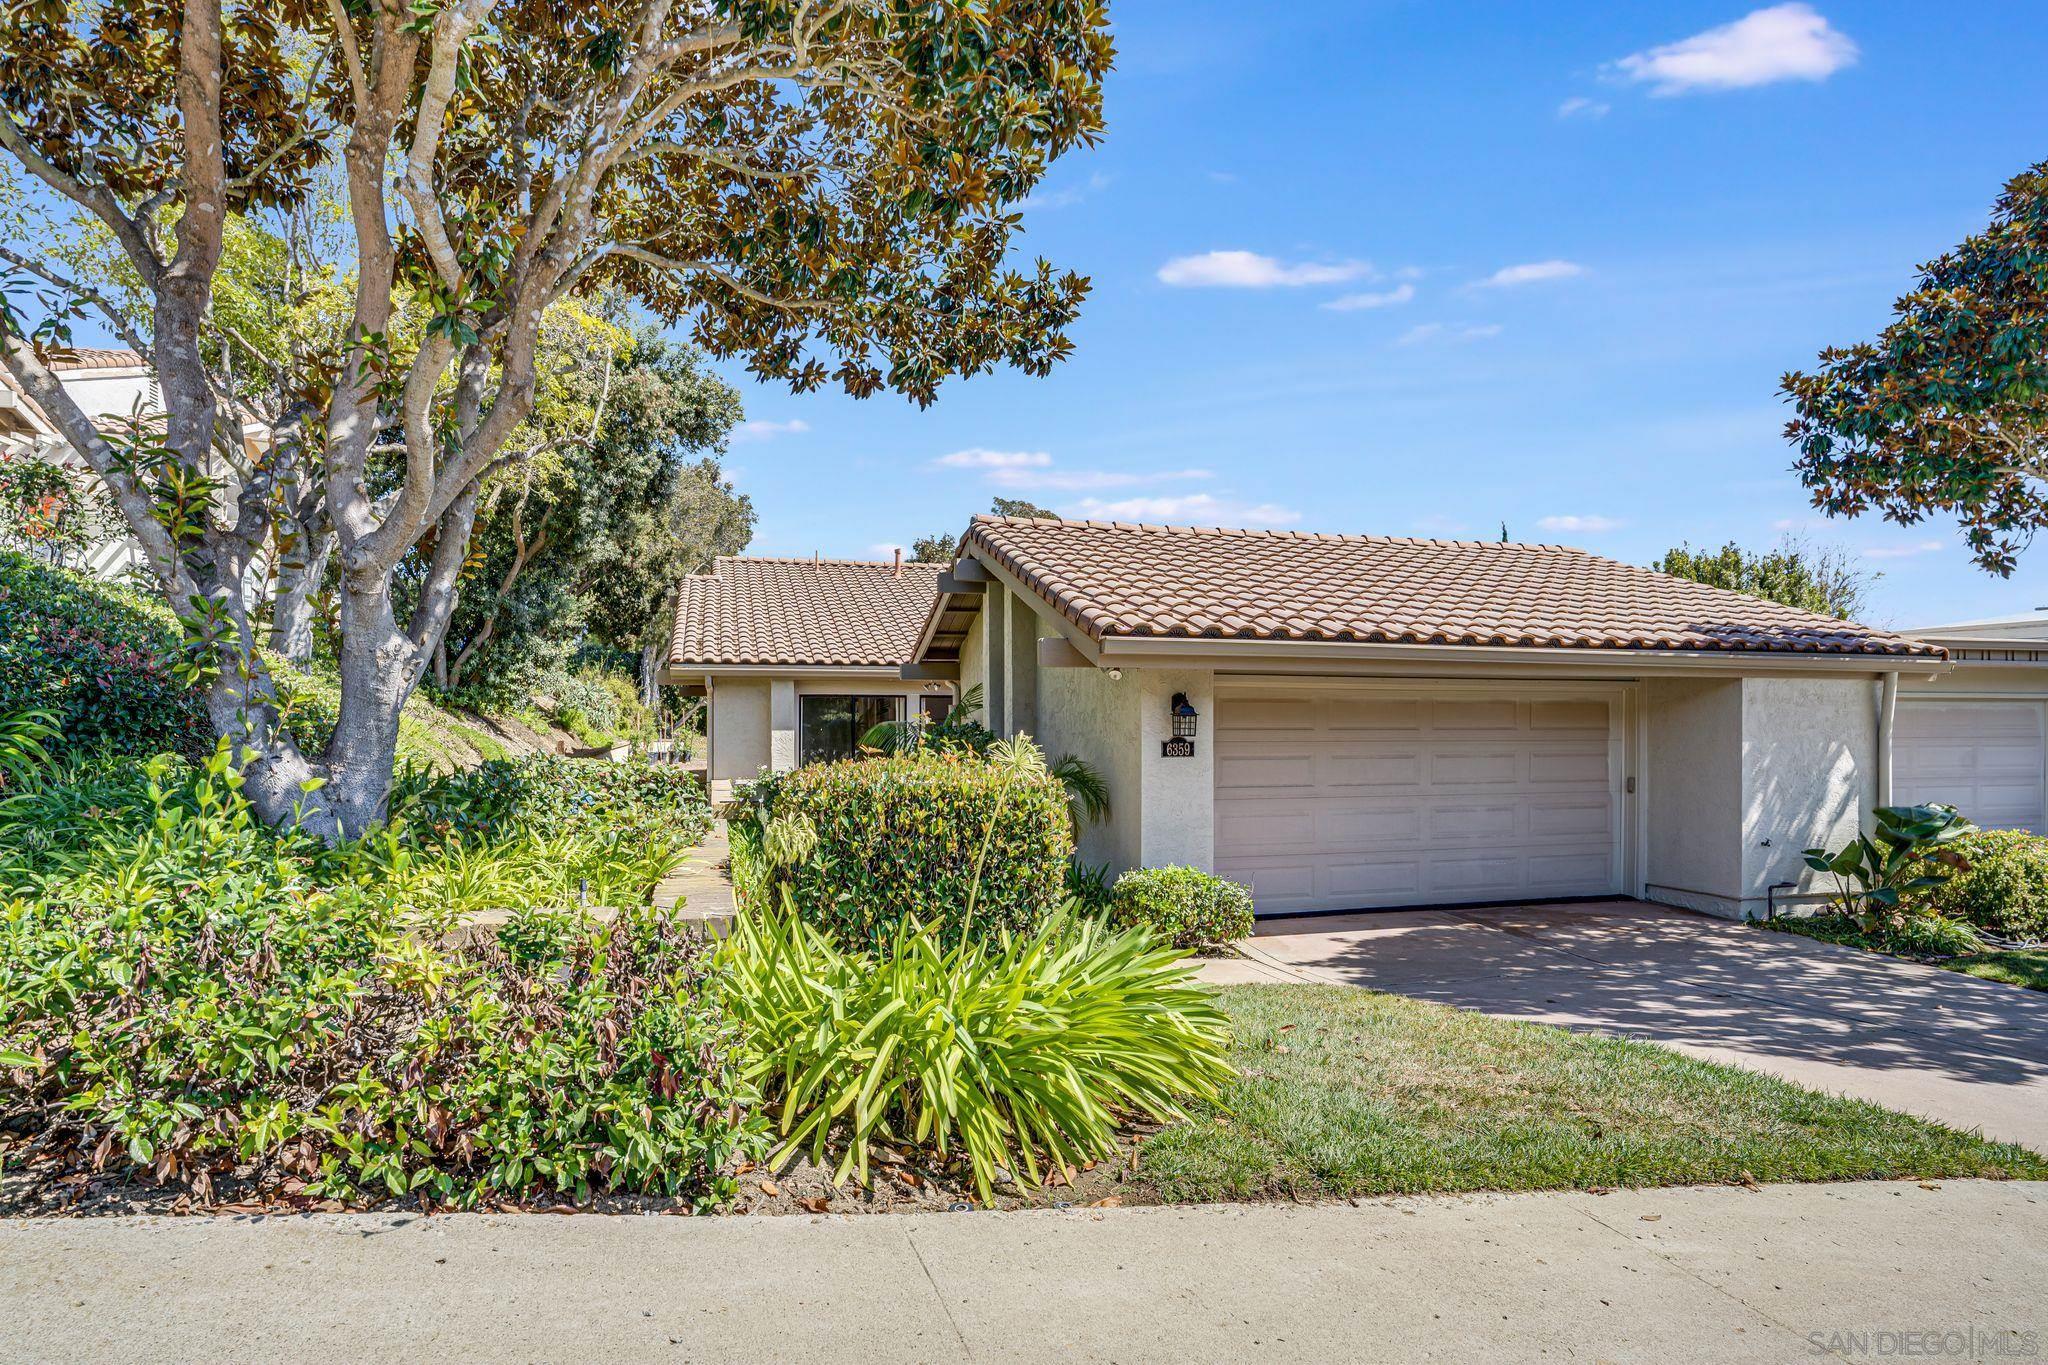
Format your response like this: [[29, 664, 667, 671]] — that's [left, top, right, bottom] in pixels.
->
[[931, 448, 1053, 470], [1398, 322, 1503, 346], [1610, 4, 1857, 95], [1206, 170, 1239, 184], [1070, 492, 1302, 528], [1157, 250, 1374, 289], [1557, 96, 1610, 119], [1020, 171, 1113, 212], [1475, 259, 1587, 288], [1322, 283, 1416, 312], [866, 542, 909, 561], [991, 467, 1211, 492], [1863, 540, 1945, 560], [1537, 514, 1625, 534], [733, 417, 810, 442]]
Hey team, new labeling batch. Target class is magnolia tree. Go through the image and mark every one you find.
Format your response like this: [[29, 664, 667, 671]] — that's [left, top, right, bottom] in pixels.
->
[[1784, 160, 2048, 577], [0, 0, 1111, 838]]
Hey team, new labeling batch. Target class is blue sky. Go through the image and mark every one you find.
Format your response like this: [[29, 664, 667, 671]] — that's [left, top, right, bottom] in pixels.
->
[[713, 1, 2048, 628]]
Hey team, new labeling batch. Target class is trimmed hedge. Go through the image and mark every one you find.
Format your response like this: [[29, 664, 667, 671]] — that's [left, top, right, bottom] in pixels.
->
[[742, 752, 1073, 949], [1918, 830, 2048, 941], [0, 550, 208, 760], [1108, 865, 1255, 953]]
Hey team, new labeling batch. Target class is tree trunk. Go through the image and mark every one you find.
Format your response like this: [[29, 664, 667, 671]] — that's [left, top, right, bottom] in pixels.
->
[[270, 525, 334, 670], [321, 577, 422, 838]]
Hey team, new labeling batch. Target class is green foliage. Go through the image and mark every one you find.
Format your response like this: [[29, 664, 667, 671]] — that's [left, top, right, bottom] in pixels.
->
[[720, 900, 1233, 1203], [1913, 830, 2048, 941], [1108, 866, 1256, 954], [0, 549, 208, 761], [0, 707, 58, 787], [0, 749, 758, 1209], [0, 451, 118, 569], [734, 747, 1073, 950], [1767, 908, 1983, 959], [530, 665, 651, 751], [432, 319, 753, 694], [1803, 804, 1977, 934], [1784, 160, 2048, 576], [1654, 537, 1872, 621], [402, 754, 712, 853]]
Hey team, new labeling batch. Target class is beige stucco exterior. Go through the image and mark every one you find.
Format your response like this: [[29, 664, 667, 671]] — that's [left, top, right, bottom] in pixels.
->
[[699, 669, 947, 802], [942, 559, 1933, 920]]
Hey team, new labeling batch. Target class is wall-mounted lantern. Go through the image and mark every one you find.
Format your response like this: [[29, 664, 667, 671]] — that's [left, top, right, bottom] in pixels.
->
[[1170, 693, 1199, 739]]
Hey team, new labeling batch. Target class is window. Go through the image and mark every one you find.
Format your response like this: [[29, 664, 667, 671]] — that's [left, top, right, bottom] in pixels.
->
[[920, 693, 952, 723], [799, 695, 903, 764]]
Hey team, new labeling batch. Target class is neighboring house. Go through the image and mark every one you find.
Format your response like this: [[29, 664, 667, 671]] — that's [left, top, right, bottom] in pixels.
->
[[0, 347, 269, 580], [0, 348, 163, 577], [1893, 608, 2048, 834], [662, 555, 955, 800], [906, 515, 1952, 920]]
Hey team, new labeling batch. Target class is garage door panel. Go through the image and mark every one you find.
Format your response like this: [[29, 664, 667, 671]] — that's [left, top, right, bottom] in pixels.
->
[[1322, 750, 1424, 788], [1431, 699, 1519, 732], [1425, 801, 1520, 842], [1215, 749, 1318, 792], [1318, 804, 1424, 845], [1532, 700, 1610, 732], [1215, 686, 1623, 914], [1325, 857, 1424, 899], [1528, 798, 1613, 838], [1325, 698, 1423, 732], [1213, 803, 1317, 854], [1431, 750, 1521, 786], [1894, 700, 2046, 834], [1529, 750, 1609, 785]]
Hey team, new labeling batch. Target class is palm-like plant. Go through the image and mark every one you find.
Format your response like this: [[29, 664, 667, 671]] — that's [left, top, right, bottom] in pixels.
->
[[0, 709, 59, 790]]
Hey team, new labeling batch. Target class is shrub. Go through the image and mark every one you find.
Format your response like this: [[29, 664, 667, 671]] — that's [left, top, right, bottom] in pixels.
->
[[0, 550, 208, 760], [403, 754, 711, 848], [1916, 830, 2048, 942], [738, 746, 1073, 949], [720, 900, 1234, 1202], [0, 751, 762, 1209], [536, 664, 650, 750], [1108, 866, 1255, 953]]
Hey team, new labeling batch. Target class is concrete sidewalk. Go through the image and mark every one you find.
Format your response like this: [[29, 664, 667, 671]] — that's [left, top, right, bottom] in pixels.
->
[[4, 1181, 2042, 1363]]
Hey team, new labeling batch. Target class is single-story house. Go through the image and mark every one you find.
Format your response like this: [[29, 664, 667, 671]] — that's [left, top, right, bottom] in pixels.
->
[[662, 554, 955, 800], [903, 515, 1959, 921], [1892, 609, 2048, 834], [667, 516, 2044, 921]]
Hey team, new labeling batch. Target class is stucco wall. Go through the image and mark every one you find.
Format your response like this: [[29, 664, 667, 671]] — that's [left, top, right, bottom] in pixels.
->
[[1740, 675, 1877, 906], [1035, 647, 1142, 869], [959, 603, 990, 714], [1136, 668, 1216, 872], [1643, 676, 1745, 916], [708, 678, 771, 799]]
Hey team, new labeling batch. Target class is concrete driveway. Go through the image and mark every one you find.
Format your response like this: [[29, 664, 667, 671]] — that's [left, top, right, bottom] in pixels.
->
[[1207, 900, 2048, 1153]]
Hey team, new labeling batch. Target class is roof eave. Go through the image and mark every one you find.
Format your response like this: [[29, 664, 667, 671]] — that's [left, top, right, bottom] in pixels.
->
[[1092, 634, 1947, 674]]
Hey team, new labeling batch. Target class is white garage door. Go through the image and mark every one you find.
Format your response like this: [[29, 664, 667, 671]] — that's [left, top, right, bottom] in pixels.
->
[[1894, 701, 2047, 833], [1214, 686, 1624, 916]]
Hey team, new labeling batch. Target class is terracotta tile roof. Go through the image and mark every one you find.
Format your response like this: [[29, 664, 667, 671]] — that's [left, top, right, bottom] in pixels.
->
[[958, 516, 1943, 658], [669, 556, 946, 668], [49, 348, 145, 372]]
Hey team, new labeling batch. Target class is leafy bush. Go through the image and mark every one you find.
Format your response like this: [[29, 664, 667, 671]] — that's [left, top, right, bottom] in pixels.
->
[[1914, 830, 2048, 942], [405, 754, 711, 849], [733, 744, 1073, 949], [536, 664, 650, 750], [1108, 866, 1255, 953], [720, 900, 1233, 1202], [0, 550, 208, 760], [0, 750, 762, 1209], [1803, 803, 1976, 933], [1767, 909, 1984, 959]]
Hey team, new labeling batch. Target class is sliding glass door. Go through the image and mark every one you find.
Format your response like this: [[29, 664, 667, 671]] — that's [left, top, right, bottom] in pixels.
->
[[798, 695, 903, 765]]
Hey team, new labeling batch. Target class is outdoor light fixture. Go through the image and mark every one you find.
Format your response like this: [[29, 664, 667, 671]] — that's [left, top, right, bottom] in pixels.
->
[[1170, 693, 1199, 739]]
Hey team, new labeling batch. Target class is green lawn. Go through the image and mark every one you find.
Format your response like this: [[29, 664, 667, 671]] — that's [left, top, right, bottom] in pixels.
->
[[1764, 914, 2048, 994], [1139, 985, 2047, 1203]]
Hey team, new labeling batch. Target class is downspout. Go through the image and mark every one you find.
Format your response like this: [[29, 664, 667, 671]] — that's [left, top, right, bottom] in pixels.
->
[[1875, 671, 1899, 810]]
